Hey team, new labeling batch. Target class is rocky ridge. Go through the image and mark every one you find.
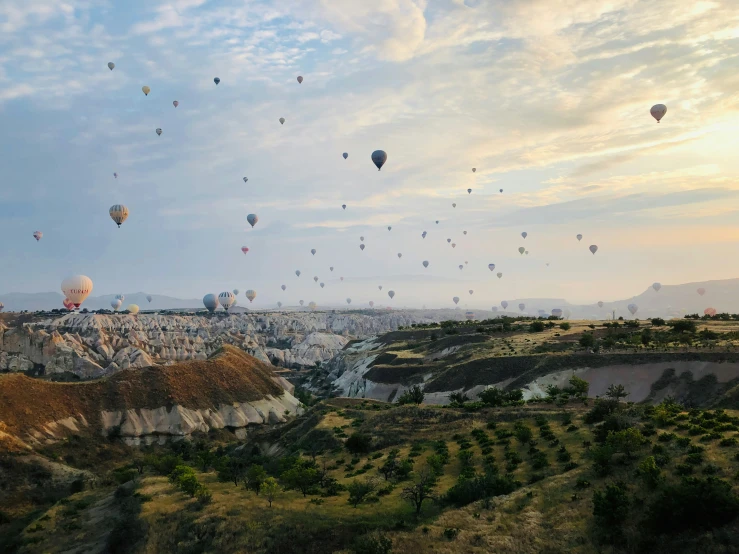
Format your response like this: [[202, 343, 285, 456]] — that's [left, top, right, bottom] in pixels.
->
[[0, 310, 433, 379]]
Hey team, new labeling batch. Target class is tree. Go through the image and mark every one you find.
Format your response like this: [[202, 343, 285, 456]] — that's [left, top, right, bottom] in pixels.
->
[[638, 456, 661, 488], [347, 477, 377, 508], [260, 477, 280, 507], [514, 425, 533, 444], [568, 375, 589, 396], [345, 432, 373, 454], [448, 391, 469, 406], [607, 428, 646, 459], [379, 457, 398, 481], [397, 385, 425, 405], [401, 469, 437, 515], [281, 463, 319, 497], [559, 322, 571, 331], [529, 320, 545, 332], [244, 464, 267, 494], [426, 454, 445, 476], [593, 481, 630, 528], [640, 328, 652, 346], [605, 384, 628, 402], [579, 332, 595, 348]]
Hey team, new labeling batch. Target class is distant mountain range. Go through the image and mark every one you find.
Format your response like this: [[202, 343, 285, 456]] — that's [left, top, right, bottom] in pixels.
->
[[1, 278, 737, 319]]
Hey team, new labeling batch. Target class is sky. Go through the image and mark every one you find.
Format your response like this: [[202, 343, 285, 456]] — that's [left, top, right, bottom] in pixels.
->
[[1, 0, 739, 309]]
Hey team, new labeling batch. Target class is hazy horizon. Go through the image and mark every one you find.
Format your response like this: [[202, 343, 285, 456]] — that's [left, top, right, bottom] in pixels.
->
[[2, 0, 739, 308]]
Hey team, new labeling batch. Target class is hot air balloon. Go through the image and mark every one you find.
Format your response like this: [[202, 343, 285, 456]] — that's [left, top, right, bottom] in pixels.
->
[[108, 62, 115, 70], [245, 290, 257, 303], [459, 265, 463, 270], [589, 245, 598, 255], [33, 231, 42, 241], [342, 204, 346, 210], [146, 295, 153, 303], [501, 301, 508, 309], [467, 189, 472, 194], [519, 303, 525, 312], [576, 234, 582, 241], [113, 172, 117, 178], [388, 226, 392, 231], [423, 260, 429, 268], [499, 189, 503, 193], [650, 104, 667, 123], [465, 311, 475, 321], [343, 153, 348, 159], [63, 298, 74, 311], [487, 264, 496, 272], [704, 307, 716, 316], [61, 275, 93, 308], [218, 291, 235, 311], [388, 291, 395, 299], [279, 117, 285, 125], [518, 247, 525, 255], [497, 273, 502, 278], [447, 238, 451, 244], [422, 231, 427, 238], [142, 86, 150, 96], [309, 301, 317, 310], [111, 299, 122, 311], [299, 300, 304, 306], [378, 286, 383, 291], [360, 244, 365, 251], [397, 253, 402, 259], [598, 301, 604, 308], [173, 100, 179, 107], [472, 168, 476, 173], [329, 267, 334, 272], [452, 203, 456, 208], [156, 128, 162, 136], [360, 236, 364, 242], [463, 231, 467, 235], [277, 301, 282, 308], [241, 247, 249, 255], [453, 297, 460, 305], [311, 249, 316, 256], [371, 150, 387, 171], [628, 304, 638, 316], [320, 283, 325, 288], [115, 294, 125, 302], [521, 232, 527, 239], [492, 307, 498, 312], [452, 243, 456, 248], [525, 251, 529, 255], [247, 214, 258, 227], [281, 285, 286, 291], [127, 304, 140, 315], [340, 277, 344, 281], [233, 289, 240, 296], [653, 282, 662, 292], [296, 270, 301, 277], [552, 308, 563, 318], [314, 276, 318, 282], [469, 290, 474, 295], [109, 205, 129, 227], [297, 76, 303, 84], [214, 77, 220, 85], [243, 177, 248, 183], [435, 220, 439, 224], [369, 301, 374, 307], [697, 288, 706, 296], [203, 294, 218, 312], [346, 298, 351, 305]]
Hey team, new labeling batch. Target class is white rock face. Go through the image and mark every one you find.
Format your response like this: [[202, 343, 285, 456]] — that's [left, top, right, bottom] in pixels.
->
[[0, 310, 434, 379]]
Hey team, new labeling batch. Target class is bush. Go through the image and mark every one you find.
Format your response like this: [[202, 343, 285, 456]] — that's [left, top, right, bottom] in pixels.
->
[[560, 322, 571, 331], [445, 473, 519, 507], [397, 385, 425, 405], [346, 433, 373, 454], [645, 477, 739, 534], [593, 481, 630, 529], [579, 333, 595, 348], [529, 321, 545, 332], [352, 532, 392, 554]]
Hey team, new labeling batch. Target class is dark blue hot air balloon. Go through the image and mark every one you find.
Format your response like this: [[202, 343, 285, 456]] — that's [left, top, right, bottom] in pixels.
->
[[214, 77, 220, 85], [371, 150, 387, 171], [343, 152, 348, 159]]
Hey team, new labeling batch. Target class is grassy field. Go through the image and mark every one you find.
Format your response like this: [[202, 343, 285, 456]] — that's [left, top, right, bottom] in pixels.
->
[[10, 395, 739, 554]]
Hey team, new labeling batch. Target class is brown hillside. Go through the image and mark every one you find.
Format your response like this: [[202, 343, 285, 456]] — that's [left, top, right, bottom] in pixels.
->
[[0, 346, 284, 436]]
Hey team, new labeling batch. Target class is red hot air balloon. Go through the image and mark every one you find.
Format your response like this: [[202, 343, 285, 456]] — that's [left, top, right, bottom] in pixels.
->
[[241, 247, 249, 254]]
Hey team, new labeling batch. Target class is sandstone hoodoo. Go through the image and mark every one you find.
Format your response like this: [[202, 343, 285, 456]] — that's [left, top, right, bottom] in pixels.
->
[[0, 346, 302, 446]]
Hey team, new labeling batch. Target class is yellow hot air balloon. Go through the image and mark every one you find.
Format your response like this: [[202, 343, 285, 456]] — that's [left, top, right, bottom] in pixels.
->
[[127, 304, 140, 315], [142, 86, 150, 96], [109, 205, 129, 227]]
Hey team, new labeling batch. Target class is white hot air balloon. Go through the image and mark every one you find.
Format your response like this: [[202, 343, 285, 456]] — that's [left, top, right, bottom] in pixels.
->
[[111, 299, 122, 311], [552, 308, 563, 318], [246, 290, 257, 303], [115, 294, 125, 302], [309, 301, 317, 310], [653, 282, 662, 292], [127, 304, 140, 315], [218, 291, 236, 311], [109, 205, 129, 227], [61, 275, 93, 308]]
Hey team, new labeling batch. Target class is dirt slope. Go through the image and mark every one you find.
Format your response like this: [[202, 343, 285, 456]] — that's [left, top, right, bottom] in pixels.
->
[[0, 345, 284, 436]]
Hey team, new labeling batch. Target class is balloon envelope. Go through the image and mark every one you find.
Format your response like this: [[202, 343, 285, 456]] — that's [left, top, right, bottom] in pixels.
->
[[501, 301, 508, 309], [279, 117, 285, 124], [111, 299, 122, 311], [628, 304, 638, 316], [296, 270, 301, 277], [497, 273, 502, 278], [704, 307, 716, 316], [576, 234, 582, 241], [518, 247, 525, 254], [33, 231, 42, 241], [297, 76, 303, 83], [241, 247, 249, 254], [650, 103, 667, 122], [156, 128, 162, 136], [519, 303, 525, 311], [589, 245, 598, 254], [453, 297, 460, 305], [653, 282, 662, 292], [218, 291, 235, 310], [521, 232, 527, 239], [247, 214, 258, 227], [423, 260, 429, 268], [173, 100, 179, 107], [127, 304, 140, 315], [245, 290, 257, 302], [598, 301, 604, 308], [142, 86, 150, 96], [311, 249, 316, 255], [697, 288, 706, 296], [214, 77, 220, 85], [203, 294, 218, 312], [109, 205, 129, 227], [552, 308, 563, 318], [108, 62, 115, 70], [388, 290, 395, 299], [371, 150, 387, 171], [343, 152, 348, 159], [281, 285, 286, 291], [146, 295, 153, 303], [61, 275, 93, 308]]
